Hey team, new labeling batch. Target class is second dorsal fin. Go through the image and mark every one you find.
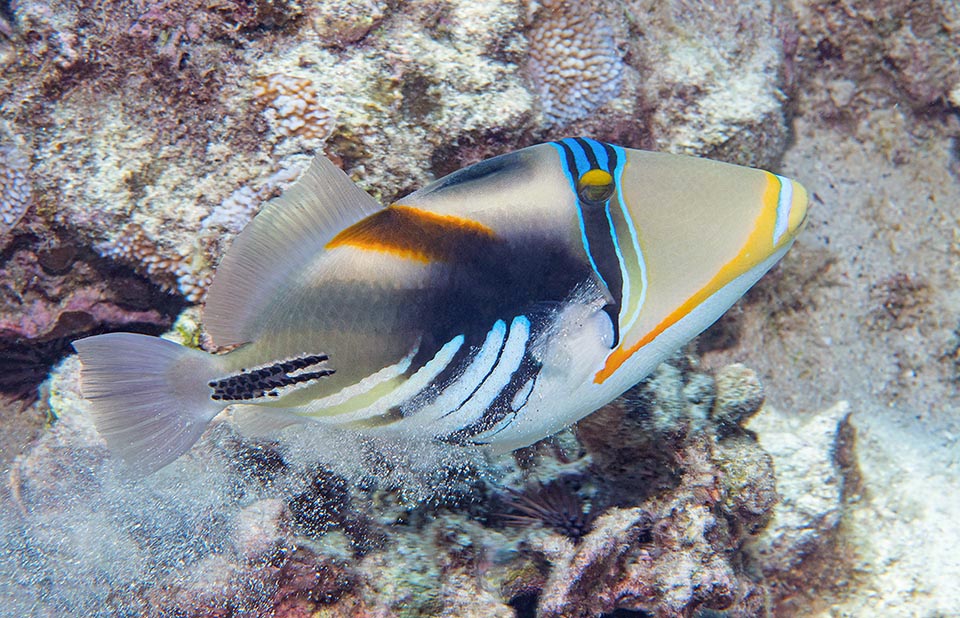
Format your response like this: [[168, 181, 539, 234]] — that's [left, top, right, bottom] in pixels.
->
[[203, 157, 383, 346]]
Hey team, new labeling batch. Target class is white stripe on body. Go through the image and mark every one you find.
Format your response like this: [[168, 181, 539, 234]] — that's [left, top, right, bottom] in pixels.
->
[[308, 334, 466, 426], [773, 174, 793, 245], [298, 343, 421, 416], [408, 319, 508, 428], [431, 315, 531, 436]]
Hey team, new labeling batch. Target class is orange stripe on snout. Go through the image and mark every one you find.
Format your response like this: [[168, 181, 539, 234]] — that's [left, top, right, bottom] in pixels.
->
[[594, 172, 783, 384], [594, 293, 704, 384], [326, 205, 496, 263]]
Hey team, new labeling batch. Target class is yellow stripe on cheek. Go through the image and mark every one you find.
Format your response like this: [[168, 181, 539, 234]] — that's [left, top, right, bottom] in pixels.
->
[[594, 172, 782, 384], [326, 205, 496, 263]]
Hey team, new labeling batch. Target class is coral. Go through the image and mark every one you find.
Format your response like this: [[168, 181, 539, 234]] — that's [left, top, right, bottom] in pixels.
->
[[253, 74, 336, 146], [0, 126, 30, 247], [619, 0, 792, 167], [714, 433, 778, 536], [0, 228, 182, 402], [711, 363, 765, 436], [308, 0, 387, 46], [520, 356, 779, 616], [534, 438, 767, 618], [525, 0, 624, 128], [577, 358, 713, 503], [98, 224, 194, 297]]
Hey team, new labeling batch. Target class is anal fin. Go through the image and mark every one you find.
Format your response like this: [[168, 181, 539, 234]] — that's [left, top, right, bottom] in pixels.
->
[[232, 407, 310, 438]]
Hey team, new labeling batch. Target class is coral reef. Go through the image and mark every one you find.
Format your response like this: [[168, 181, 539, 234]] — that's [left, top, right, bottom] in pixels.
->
[[1, 333, 825, 616]]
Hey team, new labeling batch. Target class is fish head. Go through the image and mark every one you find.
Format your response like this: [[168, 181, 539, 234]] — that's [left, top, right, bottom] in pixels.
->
[[472, 139, 810, 450], [546, 139, 809, 387]]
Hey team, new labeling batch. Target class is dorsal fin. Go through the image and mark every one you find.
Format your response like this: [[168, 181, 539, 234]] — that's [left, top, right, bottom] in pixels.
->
[[203, 157, 383, 346]]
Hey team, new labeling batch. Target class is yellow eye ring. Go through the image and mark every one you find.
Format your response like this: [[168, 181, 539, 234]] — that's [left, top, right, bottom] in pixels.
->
[[577, 169, 615, 204]]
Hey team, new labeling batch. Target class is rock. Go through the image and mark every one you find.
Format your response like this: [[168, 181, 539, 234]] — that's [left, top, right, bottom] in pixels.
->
[[232, 498, 287, 563], [712, 363, 766, 435], [744, 401, 854, 576]]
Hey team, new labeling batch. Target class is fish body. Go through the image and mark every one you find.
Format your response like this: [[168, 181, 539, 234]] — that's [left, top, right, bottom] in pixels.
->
[[75, 138, 808, 475]]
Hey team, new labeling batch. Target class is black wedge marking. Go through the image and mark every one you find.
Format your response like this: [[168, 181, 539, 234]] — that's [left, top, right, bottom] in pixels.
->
[[438, 358, 541, 445], [208, 354, 333, 401]]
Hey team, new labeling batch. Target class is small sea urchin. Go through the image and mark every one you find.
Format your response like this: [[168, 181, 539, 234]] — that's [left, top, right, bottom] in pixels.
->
[[500, 479, 595, 541]]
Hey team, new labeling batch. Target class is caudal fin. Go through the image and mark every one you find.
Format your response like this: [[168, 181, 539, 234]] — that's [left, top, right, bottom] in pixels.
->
[[73, 333, 228, 476]]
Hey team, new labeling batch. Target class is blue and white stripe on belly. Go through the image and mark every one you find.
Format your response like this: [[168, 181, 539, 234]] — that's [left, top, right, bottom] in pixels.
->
[[418, 316, 532, 435]]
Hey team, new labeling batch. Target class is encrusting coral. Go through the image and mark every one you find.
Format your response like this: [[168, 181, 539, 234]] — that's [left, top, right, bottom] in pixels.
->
[[0, 125, 30, 248], [253, 74, 336, 146], [525, 0, 624, 128]]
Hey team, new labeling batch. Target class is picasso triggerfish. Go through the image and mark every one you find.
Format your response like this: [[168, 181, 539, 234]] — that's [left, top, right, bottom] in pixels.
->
[[74, 138, 808, 475]]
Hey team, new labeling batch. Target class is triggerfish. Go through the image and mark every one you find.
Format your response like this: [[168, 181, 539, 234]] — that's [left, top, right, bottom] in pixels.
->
[[74, 138, 808, 475]]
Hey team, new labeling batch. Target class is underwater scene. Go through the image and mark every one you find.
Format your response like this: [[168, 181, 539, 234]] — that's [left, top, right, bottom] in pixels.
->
[[1, 0, 958, 616]]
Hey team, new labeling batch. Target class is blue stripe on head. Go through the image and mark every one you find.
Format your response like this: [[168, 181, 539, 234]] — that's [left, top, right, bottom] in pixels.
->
[[559, 138, 592, 175], [610, 144, 625, 180], [552, 137, 623, 177], [584, 138, 611, 170]]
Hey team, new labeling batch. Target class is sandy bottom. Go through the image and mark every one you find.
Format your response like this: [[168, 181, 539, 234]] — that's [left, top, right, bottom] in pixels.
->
[[705, 108, 960, 614]]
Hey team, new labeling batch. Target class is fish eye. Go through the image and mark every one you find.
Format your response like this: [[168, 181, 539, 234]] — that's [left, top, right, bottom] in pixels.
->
[[577, 169, 615, 204]]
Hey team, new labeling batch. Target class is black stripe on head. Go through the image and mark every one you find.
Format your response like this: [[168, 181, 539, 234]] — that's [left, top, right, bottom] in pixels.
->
[[602, 141, 619, 172], [556, 139, 580, 184], [574, 137, 600, 169], [555, 139, 623, 346]]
